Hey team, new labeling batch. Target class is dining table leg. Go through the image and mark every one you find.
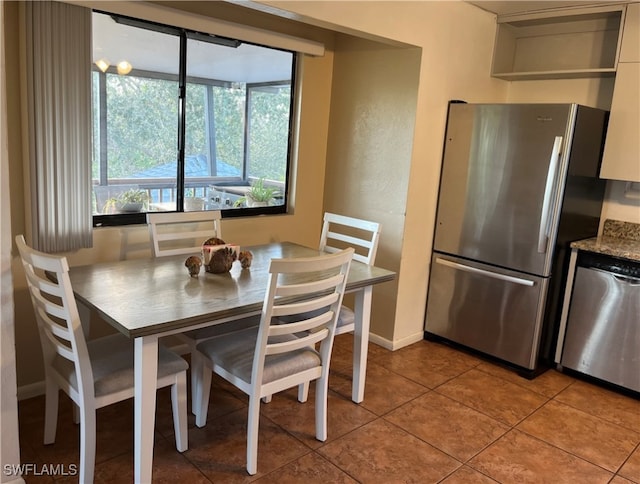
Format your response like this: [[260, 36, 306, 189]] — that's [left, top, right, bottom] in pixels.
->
[[134, 335, 159, 483], [352, 285, 372, 403]]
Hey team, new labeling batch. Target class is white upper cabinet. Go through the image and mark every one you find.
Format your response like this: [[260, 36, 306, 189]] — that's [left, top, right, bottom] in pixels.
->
[[600, 3, 640, 182], [491, 5, 625, 80]]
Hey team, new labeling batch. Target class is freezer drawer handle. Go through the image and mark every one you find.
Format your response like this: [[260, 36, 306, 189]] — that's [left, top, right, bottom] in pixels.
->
[[435, 257, 535, 286], [538, 136, 563, 254]]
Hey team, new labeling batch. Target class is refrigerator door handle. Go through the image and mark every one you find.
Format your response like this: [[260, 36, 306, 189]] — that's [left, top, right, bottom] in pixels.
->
[[435, 257, 535, 286], [538, 136, 563, 253]]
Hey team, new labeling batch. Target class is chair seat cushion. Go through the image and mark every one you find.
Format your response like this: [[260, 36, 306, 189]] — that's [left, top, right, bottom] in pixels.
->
[[336, 306, 355, 328], [196, 327, 321, 385], [53, 333, 188, 398], [181, 314, 260, 341]]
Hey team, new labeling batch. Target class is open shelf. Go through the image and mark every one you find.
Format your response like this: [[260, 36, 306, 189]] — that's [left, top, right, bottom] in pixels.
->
[[491, 5, 625, 80]]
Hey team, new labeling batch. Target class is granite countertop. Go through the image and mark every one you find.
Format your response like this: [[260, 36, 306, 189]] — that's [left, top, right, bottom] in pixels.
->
[[571, 220, 640, 262]]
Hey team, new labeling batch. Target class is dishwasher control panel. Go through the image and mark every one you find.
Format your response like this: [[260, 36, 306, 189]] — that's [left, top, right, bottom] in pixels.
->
[[577, 251, 640, 278]]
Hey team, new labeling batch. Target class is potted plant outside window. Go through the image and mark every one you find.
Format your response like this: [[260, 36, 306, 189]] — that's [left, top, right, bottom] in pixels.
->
[[103, 188, 150, 213], [184, 188, 206, 211], [233, 178, 280, 207]]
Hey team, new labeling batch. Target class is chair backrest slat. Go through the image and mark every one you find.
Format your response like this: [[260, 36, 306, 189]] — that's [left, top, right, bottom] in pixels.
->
[[38, 310, 72, 341], [326, 230, 375, 251], [250, 248, 353, 386], [274, 274, 345, 299], [320, 212, 380, 265], [265, 328, 329, 356], [269, 311, 333, 336], [147, 211, 222, 257], [271, 292, 340, 318], [31, 290, 69, 323], [42, 329, 76, 361], [16, 235, 95, 399]]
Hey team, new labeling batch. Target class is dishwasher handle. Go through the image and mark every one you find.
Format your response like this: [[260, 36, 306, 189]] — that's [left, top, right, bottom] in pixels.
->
[[585, 266, 640, 285], [612, 273, 640, 285]]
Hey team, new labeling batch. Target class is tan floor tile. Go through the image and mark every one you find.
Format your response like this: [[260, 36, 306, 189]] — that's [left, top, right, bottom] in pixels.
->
[[385, 392, 509, 461], [260, 387, 376, 449], [440, 465, 499, 483], [156, 378, 246, 438], [9, 453, 56, 484], [17, 342, 640, 484], [470, 429, 613, 483], [18, 395, 65, 427], [517, 400, 640, 472], [318, 419, 460, 483], [555, 380, 640, 433], [329, 362, 428, 416], [329, 334, 391, 380], [329, 342, 359, 370], [436, 369, 548, 426], [89, 436, 210, 484], [254, 452, 357, 483], [376, 340, 481, 389], [19, 399, 142, 474], [333, 332, 390, 361], [185, 408, 309, 481], [17, 441, 40, 472], [476, 363, 575, 398], [619, 445, 640, 482], [610, 476, 637, 484]]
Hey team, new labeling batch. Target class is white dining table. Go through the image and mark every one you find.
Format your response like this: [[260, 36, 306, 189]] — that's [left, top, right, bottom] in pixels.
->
[[68, 241, 395, 482]]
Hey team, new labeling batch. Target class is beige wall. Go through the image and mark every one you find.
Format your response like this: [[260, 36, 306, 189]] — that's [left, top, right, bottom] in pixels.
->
[[6, 1, 337, 389], [323, 35, 421, 340], [259, 0, 508, 346]]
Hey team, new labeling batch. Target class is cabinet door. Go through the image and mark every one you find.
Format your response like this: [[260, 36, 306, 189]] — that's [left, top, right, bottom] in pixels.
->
[[620, 3, 639, 62], [600, 62, 640, 182]]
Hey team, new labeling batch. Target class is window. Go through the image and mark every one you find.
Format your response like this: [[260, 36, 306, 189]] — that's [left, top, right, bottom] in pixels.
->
[[91, 12, 295, 226]]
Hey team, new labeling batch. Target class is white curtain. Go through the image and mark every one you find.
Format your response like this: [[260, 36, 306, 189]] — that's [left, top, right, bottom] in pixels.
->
[[23, 1, 92, 252]]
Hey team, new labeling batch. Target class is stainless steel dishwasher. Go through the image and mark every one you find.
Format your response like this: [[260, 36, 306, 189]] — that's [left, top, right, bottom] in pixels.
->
[[560, 252, 640, 393]]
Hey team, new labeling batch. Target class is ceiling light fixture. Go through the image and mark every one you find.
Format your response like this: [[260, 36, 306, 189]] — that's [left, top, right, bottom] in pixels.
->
[[117, 61, 132, 75], [95, 59, 110, 72]]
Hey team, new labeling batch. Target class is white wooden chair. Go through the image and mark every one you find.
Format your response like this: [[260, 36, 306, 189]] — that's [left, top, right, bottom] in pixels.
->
[[15, 235, 188, 484], [262, 212, 382, 404], [146, 211, 259, 408], [147, 211, 224, 258], [320, 212, 381, 336], [193, 248, 354, 475]]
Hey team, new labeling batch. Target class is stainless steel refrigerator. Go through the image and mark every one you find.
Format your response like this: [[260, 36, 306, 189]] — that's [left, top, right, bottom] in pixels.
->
[[424, 103, 607, 376]]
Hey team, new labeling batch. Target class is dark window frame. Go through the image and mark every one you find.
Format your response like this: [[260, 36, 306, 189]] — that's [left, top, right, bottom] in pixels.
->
[[91, 12, 297, 227]]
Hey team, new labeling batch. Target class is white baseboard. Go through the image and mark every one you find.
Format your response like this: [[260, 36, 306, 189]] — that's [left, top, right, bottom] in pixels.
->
[[17, 381, 45, 401], [2, 476, 26, 484], [369, 331, 424, 351]]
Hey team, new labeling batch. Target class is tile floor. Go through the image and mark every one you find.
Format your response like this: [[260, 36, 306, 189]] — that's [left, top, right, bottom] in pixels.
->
[[17, 334, 640, 483]]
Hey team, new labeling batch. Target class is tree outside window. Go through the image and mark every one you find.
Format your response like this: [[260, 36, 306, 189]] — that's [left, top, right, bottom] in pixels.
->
[[92, 12, 295, 224]]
